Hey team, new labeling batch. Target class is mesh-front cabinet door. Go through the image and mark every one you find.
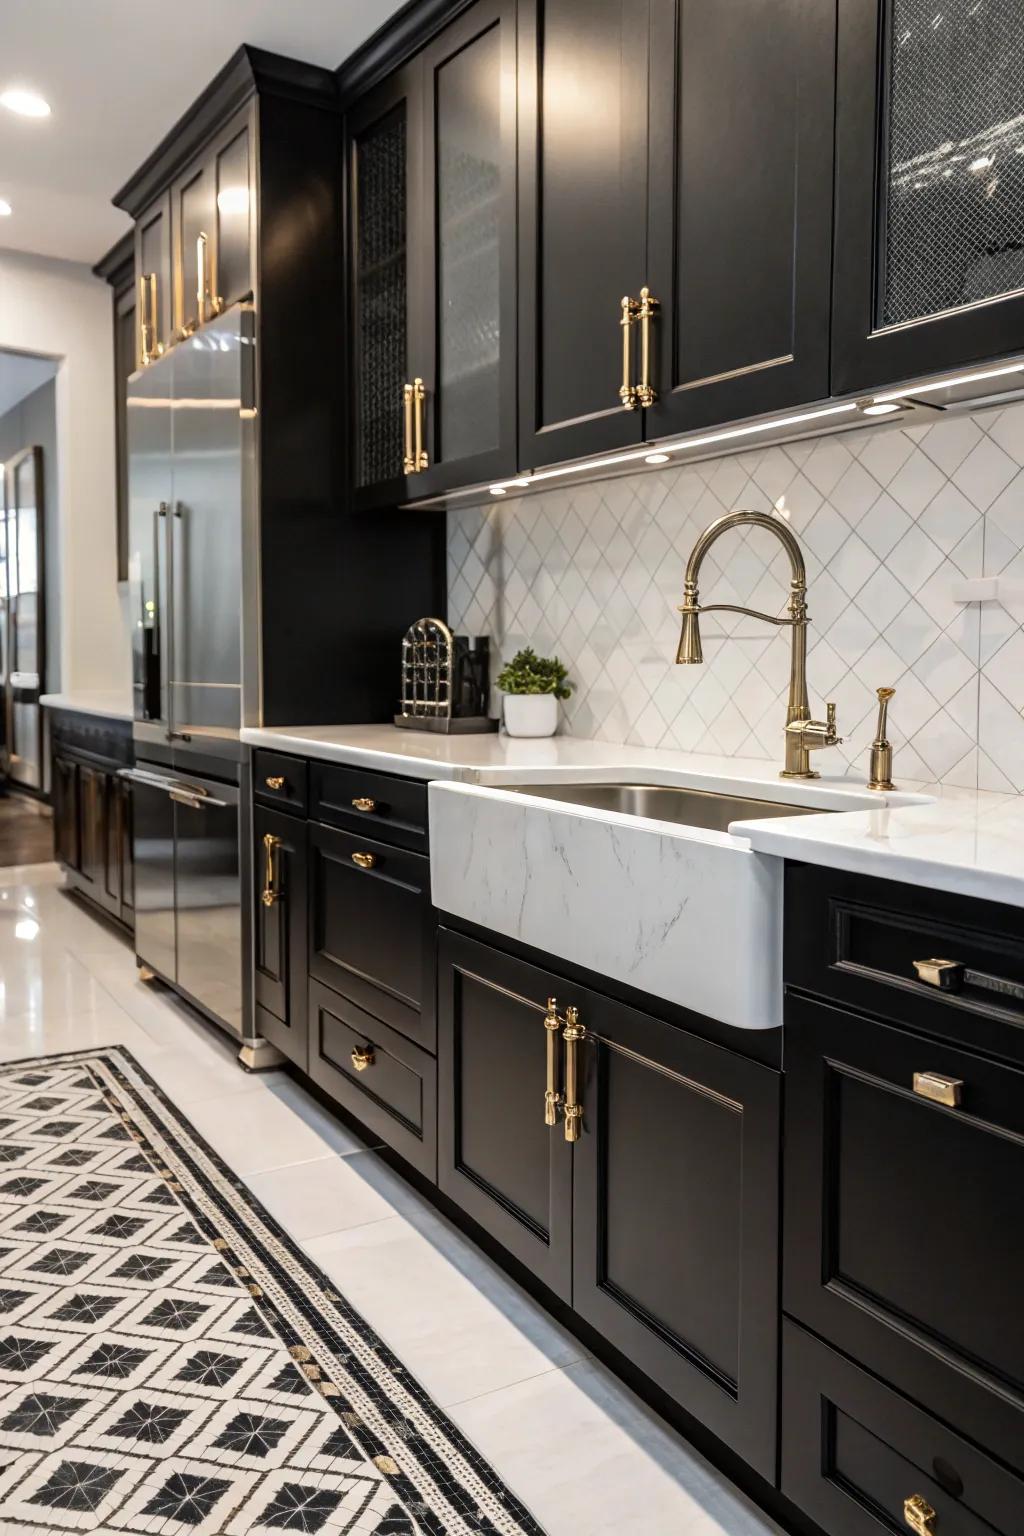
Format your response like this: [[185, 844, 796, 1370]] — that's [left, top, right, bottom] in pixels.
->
[[833, 0, 1024, 392]]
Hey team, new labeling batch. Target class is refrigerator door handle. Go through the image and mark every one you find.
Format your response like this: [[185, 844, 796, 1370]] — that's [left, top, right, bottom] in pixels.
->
[[117, 767, 181, 792], [169, 788, 229, 810]]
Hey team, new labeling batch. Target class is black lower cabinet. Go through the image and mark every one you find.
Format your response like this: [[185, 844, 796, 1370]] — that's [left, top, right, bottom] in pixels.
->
[[784, 988, 1024, 1480], [253, 802, 308, 1069], [50, 712, 134, 934], [307, 979, 437, 1178], [782, 1320, 1022, 1536], [437, 927, 781, 1473]]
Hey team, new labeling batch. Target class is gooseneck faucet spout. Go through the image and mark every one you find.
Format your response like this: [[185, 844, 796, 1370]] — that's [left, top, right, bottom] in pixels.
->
[[675, 509, 842, 780]]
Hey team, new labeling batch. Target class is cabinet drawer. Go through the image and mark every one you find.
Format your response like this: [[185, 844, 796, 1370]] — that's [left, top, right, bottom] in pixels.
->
[[308, 980, 436, 1180], [784, 991, 1024, 1477], [253, 750, 308, 815], [311, 762, 427, 852], [782, 1320, 1021, 1536], [785, 864, 1024, 1064], [308, 822, 435, 1051]]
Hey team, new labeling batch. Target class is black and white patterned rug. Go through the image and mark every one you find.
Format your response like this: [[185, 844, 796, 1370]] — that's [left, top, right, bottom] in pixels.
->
[[0, 1047, 543, 1535]]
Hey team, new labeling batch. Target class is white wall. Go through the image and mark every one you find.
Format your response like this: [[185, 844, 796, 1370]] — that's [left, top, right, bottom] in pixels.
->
[[0, 249, 130, 694]]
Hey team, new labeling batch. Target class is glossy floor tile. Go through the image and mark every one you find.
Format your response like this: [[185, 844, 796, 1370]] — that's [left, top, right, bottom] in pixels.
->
[[0, 864, 784, 1535]]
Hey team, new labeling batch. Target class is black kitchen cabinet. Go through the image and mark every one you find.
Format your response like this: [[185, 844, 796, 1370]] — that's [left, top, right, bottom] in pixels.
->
[[832, 0, 1024, 394], [349, 0, 517, 506], [644, 0, 835, 435], [253, 800, 308, 1069], [516, 0, 649, 467], [171, 110, 253, 340], [133, 192, 172, 367], [437, 926, 781, 1471], [50, 711, 134, 935]]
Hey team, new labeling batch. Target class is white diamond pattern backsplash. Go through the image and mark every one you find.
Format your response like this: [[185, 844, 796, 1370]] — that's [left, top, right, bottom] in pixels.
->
[[447, 403, 1024, 792]]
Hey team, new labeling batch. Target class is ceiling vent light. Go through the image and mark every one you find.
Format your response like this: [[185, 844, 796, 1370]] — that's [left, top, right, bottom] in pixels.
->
[[0, 87, 51, 118], [0, 199, 11, 217]]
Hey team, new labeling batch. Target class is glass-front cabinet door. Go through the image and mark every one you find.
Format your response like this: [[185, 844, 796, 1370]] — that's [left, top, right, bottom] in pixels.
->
[[833, 0, 1024, 392]]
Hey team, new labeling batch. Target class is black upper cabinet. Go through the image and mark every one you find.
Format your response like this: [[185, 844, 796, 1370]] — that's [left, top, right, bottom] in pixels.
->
[[134, 193, 172, 367], [517, 0, 648, 467], [349, 0, 517, 506], [833, 0, 1024, 394], [645, 0, 835, 435]]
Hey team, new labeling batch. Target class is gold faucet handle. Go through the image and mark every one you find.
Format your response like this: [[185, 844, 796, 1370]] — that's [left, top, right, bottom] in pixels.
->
[[826, 702, 837, 737]]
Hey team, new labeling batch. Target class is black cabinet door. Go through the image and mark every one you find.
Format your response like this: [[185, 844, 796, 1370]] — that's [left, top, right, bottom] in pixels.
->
[[784, 990, 1024, 1478], [437, 929, 573, 1301], [77, 764, 108, 907], [134, 192, 172, 365], [573, 990, 781, 1478], [254, 803, 309, 1070], [308, 821, 435, 1051], [412, 0, 518, 499], [517, 0, 648, 467], [348, 62, 426, 508], [210, 113, 253, 314], [833, 0, 1024, 394], [52, 753, 79, 870], [645, 0, 834, 436], [118, 778, 135, 926]]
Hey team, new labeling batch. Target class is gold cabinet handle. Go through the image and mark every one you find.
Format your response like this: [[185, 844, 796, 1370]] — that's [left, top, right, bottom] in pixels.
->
[[636, 286, 658, 408], [351, 1046, 375, 1072], [912, 956, 1024, 1004], [265, 775, 285, 791], [351, 851, 377, 870], [261, 832, 282, 907], [563, 1006, 585, 1142], [402, 381, 415, 474], [913, 1071, 963, 1108], [351, 797, 377, 813], [903, 1494, 936, 1535], [195, 230, 222, 325], [543, 997, 563, 1127], [139, 271, 161, 365], [619, 295, 640, 409], [413, 377, 427, 471]]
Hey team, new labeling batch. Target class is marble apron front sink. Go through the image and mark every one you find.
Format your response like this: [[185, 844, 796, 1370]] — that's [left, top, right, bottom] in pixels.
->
[[428, 778, 835, 1030]]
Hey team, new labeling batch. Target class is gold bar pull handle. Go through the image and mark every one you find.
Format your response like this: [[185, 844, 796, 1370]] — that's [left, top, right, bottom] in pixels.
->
[[912, 957, 1024, 1004], [402, 382, 415, 474], [913, 1071, 963, 1108], [139, 272, 155, 365], [903, 1494, 936, 1535], [543, 997, 562, 1127], [413, 377, 428, 471], [147, 272, 162, 358], [619, 295, 639, 409], [563, 1006, 585, 1142], [636, 286, 659, 408], [262, 833, 282, 907], [196, 232, 209, 325]]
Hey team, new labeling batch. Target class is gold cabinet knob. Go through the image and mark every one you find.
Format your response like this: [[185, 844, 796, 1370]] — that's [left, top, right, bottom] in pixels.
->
[[903, 1494, 936, 1535], [265, 775, 285, 790], [912, 1071, 963, 1108], [351, 1046, 375, 1072], [351, 797, 377, 812], [351, 851, 376, 870]]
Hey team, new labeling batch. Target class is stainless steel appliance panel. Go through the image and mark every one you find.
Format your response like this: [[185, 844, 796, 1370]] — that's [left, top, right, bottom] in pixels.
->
[[125, 765, 177, 982], [169, 314, 247, 734], [172, 771, 243, 1035], [127, 353, 174, 727]]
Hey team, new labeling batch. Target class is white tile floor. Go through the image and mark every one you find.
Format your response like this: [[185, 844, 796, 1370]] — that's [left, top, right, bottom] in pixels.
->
[[0, 861, 784, 1536]]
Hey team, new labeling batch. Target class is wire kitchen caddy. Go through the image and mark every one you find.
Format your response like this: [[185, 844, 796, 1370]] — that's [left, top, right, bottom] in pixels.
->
[[394, 617, 496, 734]]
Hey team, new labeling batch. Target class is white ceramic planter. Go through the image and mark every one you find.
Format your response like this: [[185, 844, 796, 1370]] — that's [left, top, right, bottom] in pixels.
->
[[502, 692, 559, 738]]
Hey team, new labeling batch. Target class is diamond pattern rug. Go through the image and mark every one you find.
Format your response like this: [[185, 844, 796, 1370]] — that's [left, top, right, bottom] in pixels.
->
[[0, 1048, 544, 1534]]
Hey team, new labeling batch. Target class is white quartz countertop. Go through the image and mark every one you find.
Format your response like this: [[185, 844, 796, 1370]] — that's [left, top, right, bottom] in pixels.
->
[[40, 691, 134, 722], [239, 723, 1024, 906]]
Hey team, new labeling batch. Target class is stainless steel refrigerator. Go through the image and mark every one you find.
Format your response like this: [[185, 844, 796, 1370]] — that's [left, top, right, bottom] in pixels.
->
[[124, 303, 264, 1056], [0, 446, 46, 793]]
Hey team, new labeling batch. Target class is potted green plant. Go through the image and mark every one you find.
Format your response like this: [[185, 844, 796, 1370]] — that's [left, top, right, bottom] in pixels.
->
[[496, 647, 573, 738]]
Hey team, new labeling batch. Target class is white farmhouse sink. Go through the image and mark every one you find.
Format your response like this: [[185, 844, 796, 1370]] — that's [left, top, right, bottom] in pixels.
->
[[428, 778, 837, 1030]]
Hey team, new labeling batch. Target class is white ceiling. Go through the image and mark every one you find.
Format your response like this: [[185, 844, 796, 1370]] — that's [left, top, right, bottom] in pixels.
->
[[0, 0, 407, 267], [0, 351, 58, 416]]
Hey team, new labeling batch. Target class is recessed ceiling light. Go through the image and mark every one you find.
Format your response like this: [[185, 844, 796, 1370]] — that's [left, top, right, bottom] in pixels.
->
[[645, 452, 670, 463], [0, 87, 51, 118], [0, 199, 11, 217]]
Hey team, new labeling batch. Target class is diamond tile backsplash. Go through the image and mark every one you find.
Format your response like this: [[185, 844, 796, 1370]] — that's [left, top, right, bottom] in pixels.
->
[[446, 402, 1024, 791]]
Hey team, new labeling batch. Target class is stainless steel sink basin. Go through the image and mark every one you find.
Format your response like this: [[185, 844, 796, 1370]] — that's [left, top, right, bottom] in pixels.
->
[[504, 782, 827, 833]]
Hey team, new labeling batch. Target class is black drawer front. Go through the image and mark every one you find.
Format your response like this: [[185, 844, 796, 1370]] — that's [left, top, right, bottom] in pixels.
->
[[308, 822, 435, 1051], [782, 1320, 1021, 1536], [253, 749, 308, 815], [311, 762, 428, 852], [785, 990, 1024, 1477], [785, 864, 1024, 1063], [308, 980, 436, 1179]]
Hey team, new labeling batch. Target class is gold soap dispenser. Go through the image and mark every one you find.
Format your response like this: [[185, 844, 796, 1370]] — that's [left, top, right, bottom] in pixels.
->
[[867, 687, 896, 791]]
